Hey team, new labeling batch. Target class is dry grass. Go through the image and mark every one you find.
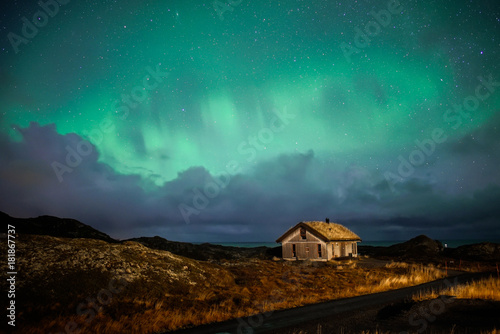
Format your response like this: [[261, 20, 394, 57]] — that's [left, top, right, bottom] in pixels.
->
[[373, 262, 444, 290], [12, 246, 447, 334], [413, 276, 500, 302], [384, 261, 409, 269], [17, 260, 447, 333], [354, 264, 444, 295]]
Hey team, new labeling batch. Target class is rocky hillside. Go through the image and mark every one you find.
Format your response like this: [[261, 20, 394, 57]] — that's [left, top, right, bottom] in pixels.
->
[[14, 234, 232, 289], [444, 242, 500, 262], [127, 236, 279, 261], [359, 235, 444, 260], [2, 233, 454, 334], [381, 234, 444, 258], [2, 212, 497, 333], [359, 235, 500, 262], [4, 233, 236, 333], [1, 211, 117, 243], [2, 211, 278, 261]]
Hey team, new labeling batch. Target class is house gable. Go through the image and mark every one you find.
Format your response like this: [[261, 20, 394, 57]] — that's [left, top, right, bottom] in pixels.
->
[[276, 222, 329, 243], [276, 221, 361, 243], [278, 224, 327, 243], [276, 220, 361, 261]]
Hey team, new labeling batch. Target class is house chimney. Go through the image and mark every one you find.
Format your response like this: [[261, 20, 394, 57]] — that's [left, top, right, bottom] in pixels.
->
[[325, 218, 330, 223]]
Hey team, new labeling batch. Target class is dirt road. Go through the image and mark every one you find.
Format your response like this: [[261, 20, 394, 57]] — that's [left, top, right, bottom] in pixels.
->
[[166, 272, 491, 334]]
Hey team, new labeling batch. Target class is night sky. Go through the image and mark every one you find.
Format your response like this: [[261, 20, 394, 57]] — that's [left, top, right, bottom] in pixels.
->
[[1, 0, 499, 242]]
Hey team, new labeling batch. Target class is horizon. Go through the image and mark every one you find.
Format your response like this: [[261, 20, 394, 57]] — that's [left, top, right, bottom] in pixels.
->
[[1, 0, 499, 242], [5, 209, 500, 247]]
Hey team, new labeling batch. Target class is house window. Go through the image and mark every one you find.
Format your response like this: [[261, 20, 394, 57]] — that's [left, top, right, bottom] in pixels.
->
[[300, 227, 306, 239], [306, 246, 309, 255], [318, 244, 322, 257], [292, 244, 296, 257]]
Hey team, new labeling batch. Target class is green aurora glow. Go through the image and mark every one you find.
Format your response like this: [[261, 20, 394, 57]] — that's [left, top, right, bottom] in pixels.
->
[[1, 0, 499, 240]]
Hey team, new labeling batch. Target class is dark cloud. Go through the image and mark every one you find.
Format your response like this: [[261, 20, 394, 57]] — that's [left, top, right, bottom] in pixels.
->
[[0, 122, 499, 242]]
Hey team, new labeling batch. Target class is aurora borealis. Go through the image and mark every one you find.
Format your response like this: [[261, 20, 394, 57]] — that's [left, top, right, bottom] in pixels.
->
[[1, 0, 499, 242]]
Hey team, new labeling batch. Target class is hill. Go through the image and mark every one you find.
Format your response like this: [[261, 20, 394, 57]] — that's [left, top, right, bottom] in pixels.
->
[[359, 235, 500, 262], [6, 234, 237, 333], [2, 212, 498, 333], [444, 242, 500, 262], [1, 211, 278, 261], [379, 234, 444, 258], [358, 235, 443, 260], [1, 233, 450, 334], [3, 211, 499, 263], [126, 236, 278, 261], [1, 211, 117, 243]]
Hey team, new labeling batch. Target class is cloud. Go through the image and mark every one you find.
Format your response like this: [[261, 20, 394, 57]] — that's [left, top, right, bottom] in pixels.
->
[[346, 184, 500, 241], [0, 122, 499, 242]]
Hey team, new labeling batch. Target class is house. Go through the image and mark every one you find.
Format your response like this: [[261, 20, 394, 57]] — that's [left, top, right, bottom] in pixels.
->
[[276, 219, 361, 261]]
